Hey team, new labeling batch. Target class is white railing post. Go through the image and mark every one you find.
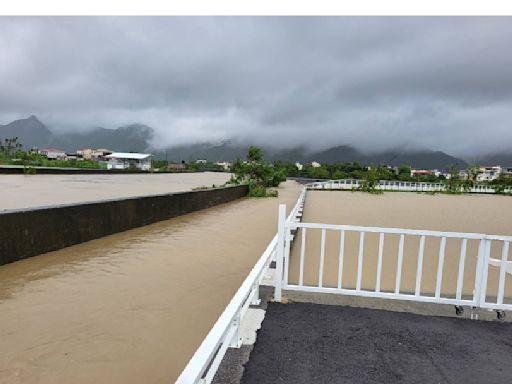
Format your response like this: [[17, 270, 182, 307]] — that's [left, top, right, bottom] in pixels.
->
[[474, 238, 489, 308], [478, 239, 491, 306], [274, 204, 286, 302], [283, 229, 291, 286], [497, 241, 509, 305]]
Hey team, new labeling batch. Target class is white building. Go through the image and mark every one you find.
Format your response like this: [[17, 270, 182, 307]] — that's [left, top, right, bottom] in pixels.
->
[[477, 165, 501, 182], [77, 148, 112, 160], [295, 162, 303, 171], [39, 148, 67, 160], [215, 161, 231, 171], [105, 152, 152, 171], [77, 148, 93, 160], [311, 161, 321, 168]]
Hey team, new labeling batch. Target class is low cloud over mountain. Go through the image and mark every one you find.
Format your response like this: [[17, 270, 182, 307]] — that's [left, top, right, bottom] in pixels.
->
[[1, 18, 512, 158], [1, 115, 473, 169]]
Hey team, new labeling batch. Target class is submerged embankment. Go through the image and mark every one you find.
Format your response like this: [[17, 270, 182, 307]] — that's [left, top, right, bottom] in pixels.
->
[[0, 181, 301, 384], [0, 172, 232, 211]]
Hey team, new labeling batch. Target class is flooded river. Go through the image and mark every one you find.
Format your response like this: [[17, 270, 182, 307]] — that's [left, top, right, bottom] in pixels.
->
[[0, 172, 232, 211], [289, 191, 512, 301], [3, 183, 511, 383], [0, 181, 300, 384]]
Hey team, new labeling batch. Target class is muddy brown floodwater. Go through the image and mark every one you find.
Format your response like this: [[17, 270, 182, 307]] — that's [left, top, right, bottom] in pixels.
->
[[0, 172, 232, 211], [0, 181, 300, 384], [289, 191, 512, 303]]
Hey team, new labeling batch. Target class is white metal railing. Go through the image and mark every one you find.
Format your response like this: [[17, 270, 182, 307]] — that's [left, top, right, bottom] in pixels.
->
[[275, 204, 512, 314], [175, 189, 306, 384], [307, 179, 511, 194]]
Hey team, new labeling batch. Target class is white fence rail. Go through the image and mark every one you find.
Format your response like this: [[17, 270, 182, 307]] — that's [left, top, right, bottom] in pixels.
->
[[175, 189, 306, 384], [275, 204, 512, 314], [307, 179, 510, 194]]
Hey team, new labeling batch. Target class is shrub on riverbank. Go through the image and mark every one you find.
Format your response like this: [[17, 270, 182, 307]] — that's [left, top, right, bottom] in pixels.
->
[[443, 164, 463, 194], [227, 146, 286, 197], [488, 176, 512, 195], [359, 165, 383, 194]]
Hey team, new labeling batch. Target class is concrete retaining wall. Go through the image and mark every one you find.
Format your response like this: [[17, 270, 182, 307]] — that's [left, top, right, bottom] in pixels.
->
[[0, 185, 248, 266]]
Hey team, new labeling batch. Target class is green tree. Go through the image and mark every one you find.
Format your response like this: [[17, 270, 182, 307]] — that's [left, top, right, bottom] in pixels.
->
[[359, 165, 383, 194], [464, 165, 481, 191], [445, 163, 462, 193], [0, 137, 23, 158], [307, 165, 330, 179], [491, 174, 512, 194], [247, 146, 263, 162], [228, 146, 286, 197], [397, 165, 412, 181], [332, 169, 348, 180]]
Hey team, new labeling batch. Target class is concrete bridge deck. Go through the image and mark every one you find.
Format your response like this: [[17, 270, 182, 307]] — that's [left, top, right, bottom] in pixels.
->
[[240, 301, 512, 384]]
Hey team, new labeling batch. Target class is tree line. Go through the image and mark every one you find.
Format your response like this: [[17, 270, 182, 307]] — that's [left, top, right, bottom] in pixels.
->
[[276, 161, 443, 183], [0, 137, 100, 171]]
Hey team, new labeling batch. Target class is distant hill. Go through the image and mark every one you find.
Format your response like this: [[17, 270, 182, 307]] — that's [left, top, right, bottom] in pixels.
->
[[160, 142, 468, 169], [309, 146, 467, 169], [0, 116, 153, 153], [0, 115, 55, 149], [0, 115, 469, 169], [153, 141, 249, 163], [475, 152, 512, 167], [60, 124, 154, 152]]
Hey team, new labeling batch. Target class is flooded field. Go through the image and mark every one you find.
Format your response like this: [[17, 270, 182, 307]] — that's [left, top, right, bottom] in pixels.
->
[[289, 191, 512, 302], [0, 181, 300, 384], [0, 172, 232, 211]]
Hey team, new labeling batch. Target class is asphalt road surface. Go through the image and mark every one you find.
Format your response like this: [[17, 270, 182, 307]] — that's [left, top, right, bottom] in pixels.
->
[[241, 302, 512, 384]]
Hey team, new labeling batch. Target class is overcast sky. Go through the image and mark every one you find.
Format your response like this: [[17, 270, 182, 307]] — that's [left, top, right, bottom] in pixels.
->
[[0, 17, 511, 155]]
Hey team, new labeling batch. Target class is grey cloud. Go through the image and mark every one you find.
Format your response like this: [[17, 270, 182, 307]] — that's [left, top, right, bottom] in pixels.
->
[[0, 16, 512, 156]]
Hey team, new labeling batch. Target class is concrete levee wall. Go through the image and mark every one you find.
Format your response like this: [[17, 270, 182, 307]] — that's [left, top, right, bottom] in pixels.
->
[[0, 185, 248, 266]]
